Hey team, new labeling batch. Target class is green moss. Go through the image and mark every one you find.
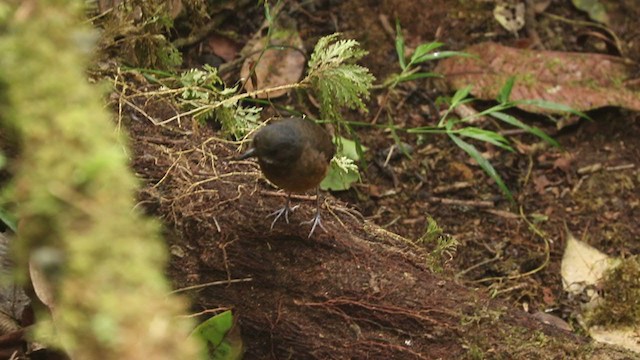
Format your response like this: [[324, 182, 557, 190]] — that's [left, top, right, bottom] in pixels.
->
[[588, 256, 640, 327], [0, 1, 197, 358]]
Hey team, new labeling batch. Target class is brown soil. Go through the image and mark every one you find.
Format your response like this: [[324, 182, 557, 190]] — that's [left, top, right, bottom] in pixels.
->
[[122, 0, 640, 358]]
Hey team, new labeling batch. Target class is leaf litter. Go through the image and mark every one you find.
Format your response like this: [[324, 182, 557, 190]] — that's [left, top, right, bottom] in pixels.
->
[[436, 42, 640, 113]]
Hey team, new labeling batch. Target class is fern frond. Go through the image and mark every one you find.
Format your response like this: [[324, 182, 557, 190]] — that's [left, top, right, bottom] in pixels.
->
[[305, 34, 374, 121]]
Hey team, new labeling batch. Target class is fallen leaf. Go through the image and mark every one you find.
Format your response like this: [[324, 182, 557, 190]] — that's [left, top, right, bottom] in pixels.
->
[[240, 28, 305, 99], [435, 42, 640, 113], [533, 174, 551, 195], [561, 231, 617, 297], [553, 153, 576, 173], [493, 3, 525, 34], [533, 0, 552, 13], [206, 34, 241, 62], [589, 326, 640, 353]]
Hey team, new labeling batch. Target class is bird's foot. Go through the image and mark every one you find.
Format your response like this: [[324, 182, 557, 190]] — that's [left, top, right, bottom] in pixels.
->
[[301, 211, 327, 238], [267, 204, 300, 230]]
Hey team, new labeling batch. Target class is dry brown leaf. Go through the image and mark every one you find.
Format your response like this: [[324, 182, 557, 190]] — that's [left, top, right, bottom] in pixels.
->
[[553, 153, 576, 173], [435, 42, 640, 113], [240, 28, 305, 99], [206, 34, 240, 62]]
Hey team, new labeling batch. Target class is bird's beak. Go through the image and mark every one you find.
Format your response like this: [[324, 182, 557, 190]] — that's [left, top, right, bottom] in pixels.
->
[[236, 147, 257, 160]]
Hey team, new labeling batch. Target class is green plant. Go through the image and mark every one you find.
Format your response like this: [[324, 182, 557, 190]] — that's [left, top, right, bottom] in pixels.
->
[[320, 136, 364, 191], [306, 34, 375, 124], [418, 216, 458, 273], [385, 22, 468, 89], [408, 77, 586, 200], [378, 22, 588, 200], [191, 310, 243, 360], [128, 32, 374, 139]]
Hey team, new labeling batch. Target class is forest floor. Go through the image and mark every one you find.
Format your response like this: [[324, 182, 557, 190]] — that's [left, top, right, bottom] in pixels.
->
[[123, 0, 640, 358]]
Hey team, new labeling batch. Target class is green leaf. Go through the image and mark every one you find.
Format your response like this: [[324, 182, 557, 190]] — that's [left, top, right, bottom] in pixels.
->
[[406, 126, 449, 134], [191, 310, 243, 360], [497, 76, 515, 103], [516, 99, 590, 119], [408, 42, 444, 65], [0, 208, 16, 232], [571, 0, 609, 24], [320, 158, 360, 191], [410, 50, 470, 65], [490, 111, 560, 147], [451, 86, 472, 106], [396, 72, 442, 83], [456, 127, 514, 152], [446, 122, 513, 201], [336, 136, 366, 161], [395, 20, 406, 70]]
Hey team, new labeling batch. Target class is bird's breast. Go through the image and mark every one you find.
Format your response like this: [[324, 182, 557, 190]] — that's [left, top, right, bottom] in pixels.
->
[[259, 146, 330, 193]]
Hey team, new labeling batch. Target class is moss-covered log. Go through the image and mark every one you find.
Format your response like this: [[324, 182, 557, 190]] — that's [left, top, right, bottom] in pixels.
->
[[0, 1, 198, 358]]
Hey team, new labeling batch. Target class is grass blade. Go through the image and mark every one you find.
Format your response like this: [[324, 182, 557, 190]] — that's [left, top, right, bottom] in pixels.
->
[[447, 129, 513, 201], [409, 42, 445, 66], [497, 76, 515, 103], [490, 111, 560, 147], [395, 20, 407, 70], [456, 127, 514, 151], [517, 99, 591, 119]]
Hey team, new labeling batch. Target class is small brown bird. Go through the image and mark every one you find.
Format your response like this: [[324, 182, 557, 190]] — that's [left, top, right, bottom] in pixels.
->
[[238, 117, 336, 237]]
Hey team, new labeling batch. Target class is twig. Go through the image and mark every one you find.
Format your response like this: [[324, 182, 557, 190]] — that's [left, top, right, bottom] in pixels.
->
[[429, 197, 494, 208], [432, 181, 473, 194], [170, 278, 253, 294]]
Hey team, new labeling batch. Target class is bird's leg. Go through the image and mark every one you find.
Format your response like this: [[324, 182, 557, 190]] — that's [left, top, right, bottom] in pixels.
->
[[301, 187, 327, 238], [267, 192, 299, 229]]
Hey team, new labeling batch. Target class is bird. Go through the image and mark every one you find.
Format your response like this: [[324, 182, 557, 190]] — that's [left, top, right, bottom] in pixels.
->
[[238, 117, 335, 238]]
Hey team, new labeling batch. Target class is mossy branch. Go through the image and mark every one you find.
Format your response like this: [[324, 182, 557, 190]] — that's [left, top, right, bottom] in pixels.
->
[[0, 1, 198, 358]]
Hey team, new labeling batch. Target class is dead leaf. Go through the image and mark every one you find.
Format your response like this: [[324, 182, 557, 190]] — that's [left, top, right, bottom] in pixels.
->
[[240, 28, 305, 99], [435, 42, 640, 113], [493, 3, 525, 34], [589, 326, 640, 353], [533, 174, 551, 194], [206, 34, 240, 62], [533, 0, 552, 13], [561, 231, 617, 297], [553, 153, 575, 173], [448, 162, 474, 180]]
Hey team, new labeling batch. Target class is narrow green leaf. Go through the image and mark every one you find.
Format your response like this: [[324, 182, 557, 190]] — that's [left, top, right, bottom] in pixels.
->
[[497, 76, 515, 103], [517, 99, 591, 119], [457, 127, 514, 152], [451, 86, 472, 106], [395, 20, 406, 70], [490, 111, 560, 147], [406, 126, 449, 134], [396, 72, 442, 83], [409, 42, 444, 65], [411, 50, 471, 64], [446, 122, 513, 201]]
